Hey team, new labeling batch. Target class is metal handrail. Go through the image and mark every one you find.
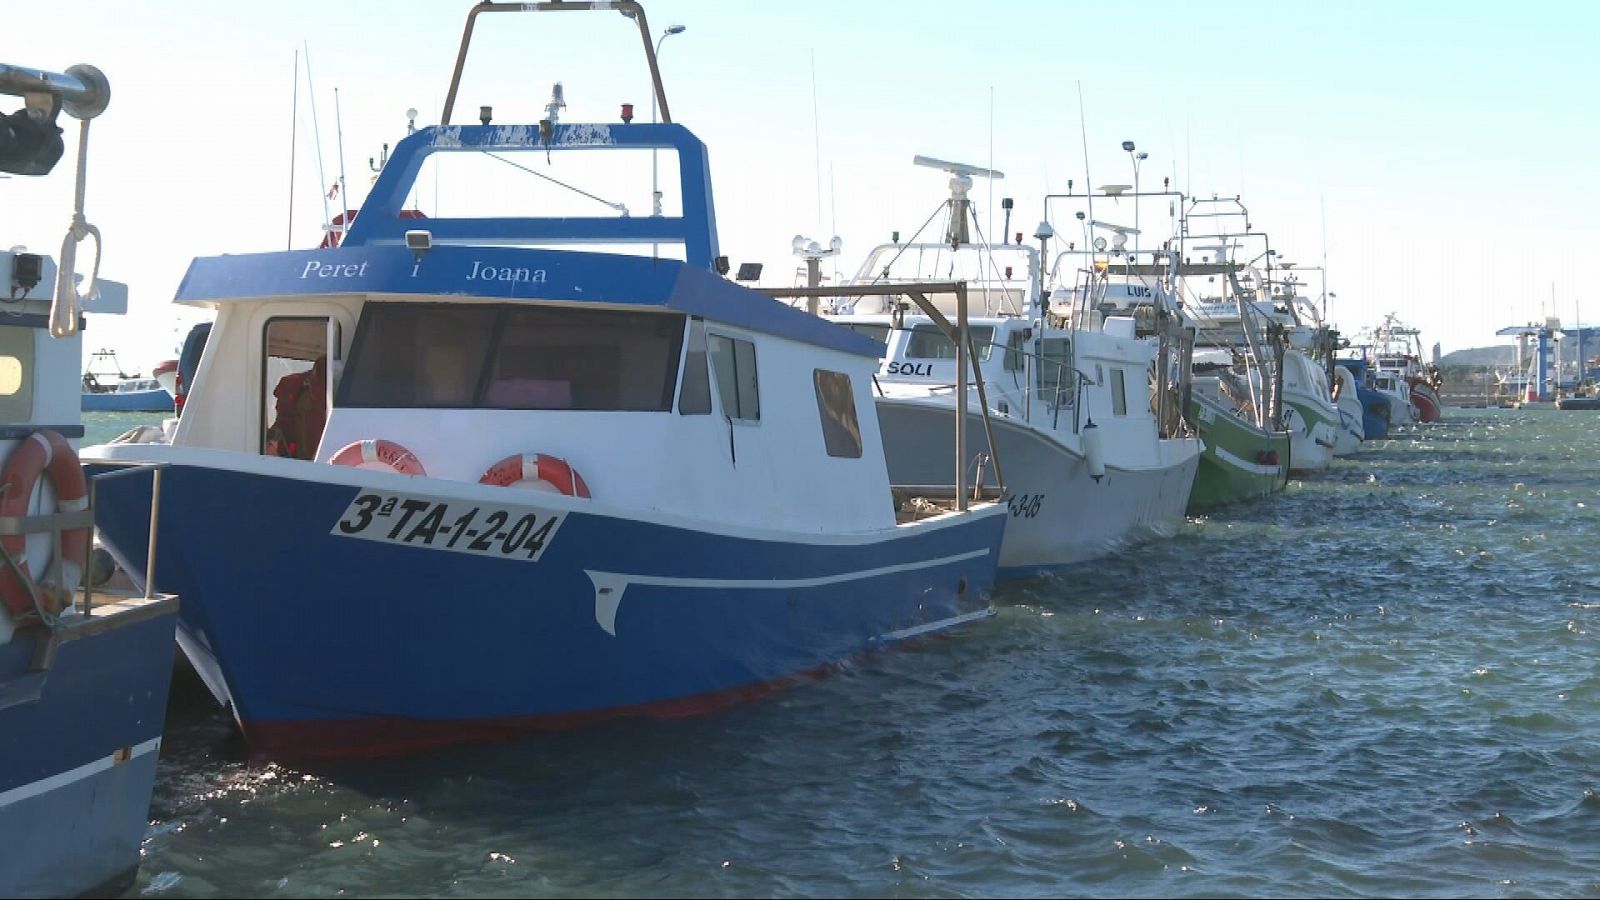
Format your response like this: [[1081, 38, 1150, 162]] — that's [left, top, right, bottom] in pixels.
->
[[442, 1, 668, 125], [86, 462, 169, 608], [0, 62, 110, 120]]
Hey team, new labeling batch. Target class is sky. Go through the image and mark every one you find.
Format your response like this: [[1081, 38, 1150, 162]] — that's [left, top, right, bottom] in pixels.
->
[[8, 0, 1600, 376]]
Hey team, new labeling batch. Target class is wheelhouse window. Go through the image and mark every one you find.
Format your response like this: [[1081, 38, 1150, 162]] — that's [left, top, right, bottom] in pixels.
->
[[1003, 331, 1027, 372], [844, 323, 891, 357], [339, 303, 684, 410], [262, 317, 334, 459], [1037, 337, 1074, 407], [709, 333, 760, 421], [813, 369, 862, 458], [1112, 368, 1128, 416], [678, 318, 712, 415], [906, 324, 995, 361]]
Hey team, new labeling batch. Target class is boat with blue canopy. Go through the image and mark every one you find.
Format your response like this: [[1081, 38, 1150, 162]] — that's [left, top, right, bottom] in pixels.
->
[[82, 0, 1006, 761]]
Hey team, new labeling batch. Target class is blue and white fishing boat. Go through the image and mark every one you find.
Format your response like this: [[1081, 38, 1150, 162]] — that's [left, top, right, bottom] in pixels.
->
[[81, 349, 175, 412], [0, 60, 178, 897], [1335, 355, 1393, 440], [83, 1, 1006, 761]]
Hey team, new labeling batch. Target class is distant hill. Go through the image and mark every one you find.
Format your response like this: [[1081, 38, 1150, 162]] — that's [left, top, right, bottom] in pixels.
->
[[1439, 345, 1516, 368]]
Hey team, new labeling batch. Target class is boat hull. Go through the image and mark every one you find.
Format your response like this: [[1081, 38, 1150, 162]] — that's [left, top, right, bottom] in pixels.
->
[[1410, 384, 1442, 422], [1356, 387, 1391, 439], [0, 598, 178, 899], [1333, 391, 1364, 456], [1282, 395, 1338, 475], [82, 389, 175, 413], [85, 456, 1005, 760], [875, 401, 1200, 578], [1186, 394, 1290, 513]]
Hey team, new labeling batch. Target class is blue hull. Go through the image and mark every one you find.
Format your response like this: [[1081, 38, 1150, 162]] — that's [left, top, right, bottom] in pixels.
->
[[88, 462, 1004, 760], [1356, 387, 1391, 440], [82, 389, 174, 413], [0, 600, 178, 898]]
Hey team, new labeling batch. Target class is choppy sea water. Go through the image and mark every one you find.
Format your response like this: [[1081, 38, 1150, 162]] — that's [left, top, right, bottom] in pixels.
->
[[87, 409, 1600, 898]]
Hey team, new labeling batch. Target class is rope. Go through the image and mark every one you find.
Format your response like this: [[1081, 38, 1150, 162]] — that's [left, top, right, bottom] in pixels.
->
[[50, 118, 100, 338]]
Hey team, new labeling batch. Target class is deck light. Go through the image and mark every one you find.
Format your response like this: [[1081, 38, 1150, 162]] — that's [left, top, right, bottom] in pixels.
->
[[405, 229, 433, 263]]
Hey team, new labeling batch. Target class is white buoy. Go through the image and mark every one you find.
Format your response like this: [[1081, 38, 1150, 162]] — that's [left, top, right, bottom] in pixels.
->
[[1082, 417, 1105, 482]]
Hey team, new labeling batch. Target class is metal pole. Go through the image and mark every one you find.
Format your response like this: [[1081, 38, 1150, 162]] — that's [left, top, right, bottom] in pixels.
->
[[81, 477, 95, 617], [144, 468, 162, 601], [650, 25, 684, 259], [443, 2, 670, 125], [955, 284, 969, 511]]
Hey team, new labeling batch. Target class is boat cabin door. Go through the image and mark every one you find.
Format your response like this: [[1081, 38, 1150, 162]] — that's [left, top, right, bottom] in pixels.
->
[[260, 314, 342, 460]]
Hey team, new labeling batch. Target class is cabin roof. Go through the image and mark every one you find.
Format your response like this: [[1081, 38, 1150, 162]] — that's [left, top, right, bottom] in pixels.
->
[[173, 244, 882, 358]]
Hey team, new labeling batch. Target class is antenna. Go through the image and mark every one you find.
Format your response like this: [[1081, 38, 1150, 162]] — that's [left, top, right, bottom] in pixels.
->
[[810, 48, 822, 233], [334, 87, 350, 247], [988, 85, 995, 256], [304, 41, 332, 241], [1077, 82, 1094, 257], [286, 49, 299, 250], [913, 156, 1003, 247], [1320, 194, 1328, 322]]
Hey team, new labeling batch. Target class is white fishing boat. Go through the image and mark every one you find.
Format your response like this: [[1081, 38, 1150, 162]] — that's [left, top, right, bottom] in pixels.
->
[[786, 159, 1200, 578]]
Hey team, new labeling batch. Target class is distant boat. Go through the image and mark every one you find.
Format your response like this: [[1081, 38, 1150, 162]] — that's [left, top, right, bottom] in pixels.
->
[[152, 358, 179, 398], [81, 349, 174, 412]]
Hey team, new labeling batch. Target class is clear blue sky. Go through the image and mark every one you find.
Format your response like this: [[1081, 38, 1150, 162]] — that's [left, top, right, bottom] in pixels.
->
[[10, 0, 1599, 373]]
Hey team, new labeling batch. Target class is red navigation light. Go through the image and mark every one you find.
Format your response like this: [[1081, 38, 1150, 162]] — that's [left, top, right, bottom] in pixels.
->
[[1004, 266, 1013, 279], [620, 103, 634, 124], [1014, 232, 1022, 244]]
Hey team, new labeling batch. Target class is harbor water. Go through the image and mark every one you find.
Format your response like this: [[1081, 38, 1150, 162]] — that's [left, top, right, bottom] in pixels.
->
[[87, 409, 1600, 898]]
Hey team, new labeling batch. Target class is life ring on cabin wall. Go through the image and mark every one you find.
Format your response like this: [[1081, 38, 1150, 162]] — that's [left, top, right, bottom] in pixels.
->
[[0, 429, 90, 618], [479, 453, 591, 498], [329, 439, 427, 476]]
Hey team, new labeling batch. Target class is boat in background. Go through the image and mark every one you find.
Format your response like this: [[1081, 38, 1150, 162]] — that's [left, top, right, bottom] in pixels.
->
[[81, 349, 175, 412], [0, 58, 178, 898], [83, 1, 1005, 762], [1335, 356, 1392, 439], [782, 163, 1201, 578], [153, 357, 179, 398], [1329, 363, 1368, 453], [1174, 200, 1292, 509], [1369, 315, 1442, 423]]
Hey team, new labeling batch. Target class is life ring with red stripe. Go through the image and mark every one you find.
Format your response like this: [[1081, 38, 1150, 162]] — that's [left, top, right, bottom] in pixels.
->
[[329, 439, 427, 476], [479, 453, 590, 497], [0, 429, 90, 618]]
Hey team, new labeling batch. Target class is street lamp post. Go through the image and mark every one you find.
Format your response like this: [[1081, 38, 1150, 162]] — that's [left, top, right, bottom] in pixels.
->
[[1122, 140, 1147, 260], [651, 25, 686, 220]]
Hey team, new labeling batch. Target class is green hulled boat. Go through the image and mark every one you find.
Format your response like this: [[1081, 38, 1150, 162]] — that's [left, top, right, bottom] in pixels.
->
[[1186, 390, 1290, 513]]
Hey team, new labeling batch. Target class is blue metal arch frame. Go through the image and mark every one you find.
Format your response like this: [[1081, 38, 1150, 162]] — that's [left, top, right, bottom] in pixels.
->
[[342, 122, 721, 270]]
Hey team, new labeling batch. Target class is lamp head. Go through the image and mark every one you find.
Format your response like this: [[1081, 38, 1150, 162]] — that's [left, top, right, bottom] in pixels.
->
[[1121, 140, 1135, 152]]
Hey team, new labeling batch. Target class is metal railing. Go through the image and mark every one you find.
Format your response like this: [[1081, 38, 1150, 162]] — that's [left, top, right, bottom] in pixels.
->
[[0, 461, 166, 631]]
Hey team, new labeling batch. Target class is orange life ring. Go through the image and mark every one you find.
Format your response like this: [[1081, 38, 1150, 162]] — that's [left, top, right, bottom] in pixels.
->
[[329, 439, 427, 476], [479, 453, 590, 498], [0, 429, 90, 618]]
